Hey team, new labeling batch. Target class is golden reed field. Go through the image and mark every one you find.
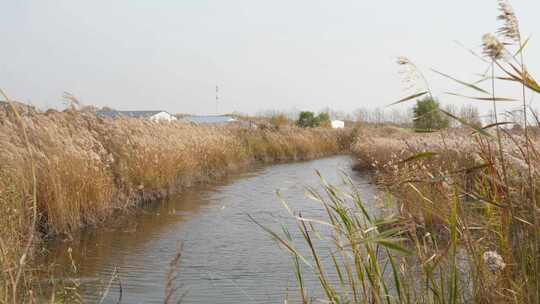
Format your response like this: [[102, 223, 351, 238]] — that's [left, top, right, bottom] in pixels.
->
[[0, 101, 353, 301]]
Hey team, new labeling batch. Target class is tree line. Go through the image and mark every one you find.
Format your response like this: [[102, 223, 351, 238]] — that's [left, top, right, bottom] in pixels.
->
[[257, 99, 537, 130]]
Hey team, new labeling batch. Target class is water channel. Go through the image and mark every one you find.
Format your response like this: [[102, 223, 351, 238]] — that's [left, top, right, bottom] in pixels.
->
[[43, 155, 379, 303]]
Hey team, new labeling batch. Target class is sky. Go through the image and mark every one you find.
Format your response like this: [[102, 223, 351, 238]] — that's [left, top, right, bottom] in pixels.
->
[[1, 0, 539, 116]]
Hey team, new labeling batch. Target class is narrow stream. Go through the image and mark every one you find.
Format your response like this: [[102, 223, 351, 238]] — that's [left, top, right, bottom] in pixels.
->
[[42, 155, 379, 303]]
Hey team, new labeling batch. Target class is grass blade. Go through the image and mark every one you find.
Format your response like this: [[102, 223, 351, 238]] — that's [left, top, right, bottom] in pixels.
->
[[388, 91, 429, 106], [431, 69, 489, 95], [401, 152, 438, 163], [439, 109, 493, 138], [444, 92, 516, 102]]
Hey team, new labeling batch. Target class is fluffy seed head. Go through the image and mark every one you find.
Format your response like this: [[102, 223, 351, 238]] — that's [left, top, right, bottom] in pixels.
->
[[396, 56, 411, 66], [482, 33, 504, 60], [396, 56, 423, 92], [497, 0, 520, 42]]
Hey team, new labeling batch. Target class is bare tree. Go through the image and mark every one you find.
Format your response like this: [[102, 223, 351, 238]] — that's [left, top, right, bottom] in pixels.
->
[[459, 104, 482, 127], [373, 107, 385, 125], [444, 104, 459, 128], [354, 107, 369, 123], [484, 109, 496, 126]]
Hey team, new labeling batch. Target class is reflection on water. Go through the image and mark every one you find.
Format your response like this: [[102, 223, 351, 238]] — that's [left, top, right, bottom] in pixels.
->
[[42, 155, 378, 303]]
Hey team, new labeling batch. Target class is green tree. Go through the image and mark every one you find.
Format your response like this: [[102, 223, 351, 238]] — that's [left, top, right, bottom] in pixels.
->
[[459, 104, 482, 128], [297, 111, 316, 128], [296, 111, 333, 128], [297, 111, 332, 128], [413, 97, 449, 131], [316, 112, 331, 128]]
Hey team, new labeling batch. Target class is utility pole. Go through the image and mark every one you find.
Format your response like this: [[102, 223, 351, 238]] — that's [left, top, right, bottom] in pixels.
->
[[215, 85, 219, 115]]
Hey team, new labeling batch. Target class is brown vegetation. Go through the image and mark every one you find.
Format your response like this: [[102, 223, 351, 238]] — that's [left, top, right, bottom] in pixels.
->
[[342, 2, 540, 301], [0, 103, 352, 302], [351, 124, 540, 302]]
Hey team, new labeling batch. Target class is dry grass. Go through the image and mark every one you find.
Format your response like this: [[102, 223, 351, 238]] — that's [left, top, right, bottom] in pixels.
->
[[267, 122, 540, 303], [271, 4, 540, 296], [350, 124, 540, 302], [0, 103, 351, 302], [344, 8, 540, 301]]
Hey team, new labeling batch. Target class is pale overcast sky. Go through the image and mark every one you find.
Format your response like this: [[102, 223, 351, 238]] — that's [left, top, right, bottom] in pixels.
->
[[1, 0, 539, 115]]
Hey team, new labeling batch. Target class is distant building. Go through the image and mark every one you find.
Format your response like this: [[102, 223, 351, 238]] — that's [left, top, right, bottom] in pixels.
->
[[331, 120, 345, 129], [0, 101, 37, 116], [184, 115, 237, 125], [97, 110, 177, 122]]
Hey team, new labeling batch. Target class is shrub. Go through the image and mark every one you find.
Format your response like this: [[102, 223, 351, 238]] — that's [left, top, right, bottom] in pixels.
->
[[296, 111, 331, 128], [296, 111, 317, 128], [412, 97, 449, 131], [269, 113, 291, 129], [316, 112, 331, 128]]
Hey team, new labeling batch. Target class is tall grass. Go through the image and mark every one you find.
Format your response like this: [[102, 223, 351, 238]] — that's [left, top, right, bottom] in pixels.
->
[[267, 1, 540, 303], [0, 90, 39, 304], [266, 125, 539, 302], [262, 173, 478, 303], [349, 122, 540, 301], [0, 102, 352, 302], [350, 1, 540, 300]]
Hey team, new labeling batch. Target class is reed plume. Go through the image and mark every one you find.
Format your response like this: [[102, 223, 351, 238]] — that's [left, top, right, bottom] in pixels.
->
[[481, 33, 504, 60], [497, 0, 521, 43]]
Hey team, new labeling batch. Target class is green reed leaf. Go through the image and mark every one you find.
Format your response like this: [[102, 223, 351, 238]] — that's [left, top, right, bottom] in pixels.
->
[[401, 151, 438, 163], [375, 239, 411, 255], [389, 91, 429, 106], [444, 92, 516, 102], [439, 109, 494, 138], [432, 69, 489, 95]]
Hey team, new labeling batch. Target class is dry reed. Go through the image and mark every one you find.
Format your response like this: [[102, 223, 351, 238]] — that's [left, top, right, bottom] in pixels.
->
[[0, 103, 351, 302]]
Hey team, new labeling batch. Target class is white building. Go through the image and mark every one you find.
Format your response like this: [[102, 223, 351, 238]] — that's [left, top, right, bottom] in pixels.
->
[[145, 111, 178, 122], [331, 120, 345, 129], [97, 110, 178, 122]]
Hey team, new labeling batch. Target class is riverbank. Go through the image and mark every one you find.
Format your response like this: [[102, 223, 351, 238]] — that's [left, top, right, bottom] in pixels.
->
[[350, 125, 540, 302], [0, 103, 354, 301]]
